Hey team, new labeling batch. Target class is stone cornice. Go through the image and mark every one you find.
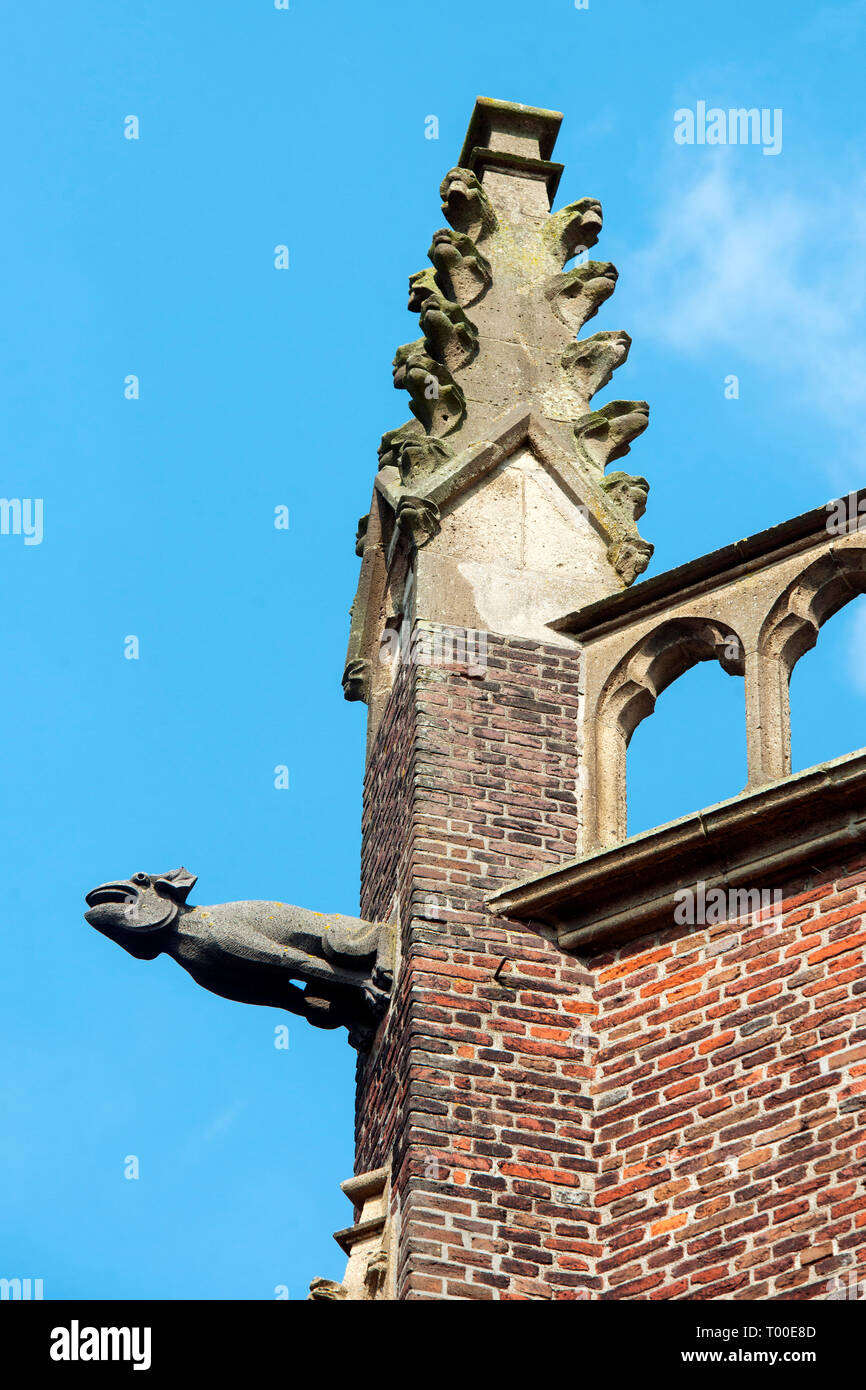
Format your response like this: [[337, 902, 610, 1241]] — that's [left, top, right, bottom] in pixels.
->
[[486, 749, 866, 952], [458, 97, 563, 167], [463, 148, 564, 202]]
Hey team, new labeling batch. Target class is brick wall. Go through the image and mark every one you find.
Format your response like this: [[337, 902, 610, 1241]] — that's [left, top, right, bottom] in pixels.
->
[[354, 621, 866, 1299], [589, 860, 866, 1300], [355, 624, 600, 1299], [354, 633, 418, 1198]]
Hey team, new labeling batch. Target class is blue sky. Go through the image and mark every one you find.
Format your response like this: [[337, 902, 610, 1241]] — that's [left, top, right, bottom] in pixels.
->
[[1, 0, 864, 1299]]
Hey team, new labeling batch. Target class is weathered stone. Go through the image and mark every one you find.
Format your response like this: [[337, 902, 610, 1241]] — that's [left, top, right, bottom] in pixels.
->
[[395, 495, 441, 548], [561, 331, 632, 403], [606, 536, 654, 587], [542, 197, 604, 264], [391, 341, 466, 436], [408, 270, 479, 372], [308, 1279, 347, 1301], [573, 400, 650, 472], [84, 868, 393, 1049], [377, 421, 423, 471], [439, 167, 498, 241], [346, 100, 653, 722], [428, 228, 492, 306], [544, 262, 619, 333], [601, 470, 649, 523]]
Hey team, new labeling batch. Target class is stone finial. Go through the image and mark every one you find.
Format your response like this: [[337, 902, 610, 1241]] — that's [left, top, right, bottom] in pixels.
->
[[457, 96, 565, 205], [345, 96, 655, 715]]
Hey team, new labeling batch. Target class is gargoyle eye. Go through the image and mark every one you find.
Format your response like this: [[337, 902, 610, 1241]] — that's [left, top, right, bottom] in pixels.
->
[[132, 873, 149, 885]]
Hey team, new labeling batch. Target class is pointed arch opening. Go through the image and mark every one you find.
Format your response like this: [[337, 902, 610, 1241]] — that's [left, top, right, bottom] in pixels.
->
[[626, 660, 748, 837], [789, 593, 866, 773], [757, 543, 866, 779], [589, 616, 745, 847]]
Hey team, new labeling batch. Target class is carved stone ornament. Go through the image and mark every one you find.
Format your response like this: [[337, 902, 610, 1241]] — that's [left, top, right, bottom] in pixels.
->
[[84, 868, 393, 1050], [342, 657, 370, 702], [309, 1166, 394, 1301], [391, 341, 466, 436], [544, 261, 618, 333], [395, 495, 441, 548], [573, 399, 650, 471], [345, 94, 656, 721], [601, 470, 650, 523], [428, 228, 492, 306], [439, 167, 498, 242], [607, 535, 654, 586], [561, 330, 632, 402]]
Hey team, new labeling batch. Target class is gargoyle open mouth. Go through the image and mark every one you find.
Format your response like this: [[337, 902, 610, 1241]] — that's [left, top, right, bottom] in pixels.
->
[[85, 884, 137, 908]]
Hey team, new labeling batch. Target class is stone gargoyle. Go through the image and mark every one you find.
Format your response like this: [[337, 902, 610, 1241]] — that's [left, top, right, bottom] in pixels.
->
[[395, 495, 441, 548], [84, 867, 393, 1049], [342, 656, 370, 703], [561, 330, 632, 403]]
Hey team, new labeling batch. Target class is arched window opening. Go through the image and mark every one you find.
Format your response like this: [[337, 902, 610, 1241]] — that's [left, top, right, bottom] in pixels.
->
[[590, 615, 745, 848], [626, 660, 747, 838], [790, 592, 866, 774]]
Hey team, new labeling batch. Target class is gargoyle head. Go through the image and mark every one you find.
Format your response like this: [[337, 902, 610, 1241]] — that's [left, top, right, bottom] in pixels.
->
[[407, 268, 439, 315], [545, 262, 619, 332], [85, 867, 198, 959], [549, 197, 604, 264]]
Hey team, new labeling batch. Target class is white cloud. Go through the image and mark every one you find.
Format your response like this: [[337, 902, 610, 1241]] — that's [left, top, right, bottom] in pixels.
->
[[799, 0, 866, 41], [628, 157, 866, 470]]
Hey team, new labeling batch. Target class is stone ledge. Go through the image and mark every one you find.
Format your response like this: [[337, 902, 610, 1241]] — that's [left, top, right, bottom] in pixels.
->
[[333, 1215, 386, 1257], [486, 748, 866, 951], [310, 1165, 392, 1300], [464, 148, 564, 202], [340, 1164, 390, 1209]]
